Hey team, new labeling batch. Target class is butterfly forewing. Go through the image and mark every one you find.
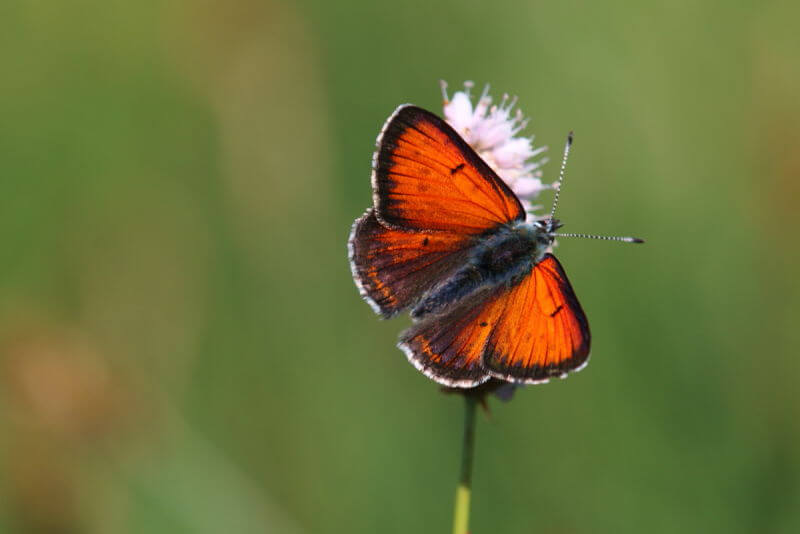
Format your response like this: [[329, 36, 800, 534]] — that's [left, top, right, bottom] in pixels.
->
[[372, 105, 525, 233], [398, 255, 590, 386], [483, 254, 590, 383]]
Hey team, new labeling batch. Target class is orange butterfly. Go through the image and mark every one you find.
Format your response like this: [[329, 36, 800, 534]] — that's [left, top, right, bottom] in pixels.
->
[[348, 105, 642, 387]]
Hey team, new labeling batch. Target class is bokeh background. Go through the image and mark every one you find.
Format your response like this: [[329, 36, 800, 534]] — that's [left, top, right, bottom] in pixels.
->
[[1, 1, 799, 532]]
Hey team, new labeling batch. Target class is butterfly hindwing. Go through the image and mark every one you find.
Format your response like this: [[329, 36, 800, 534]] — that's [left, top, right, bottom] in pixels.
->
[[398, 287, 507, 387], [348, 209, 473, 317], [372, 105, 525, 234]]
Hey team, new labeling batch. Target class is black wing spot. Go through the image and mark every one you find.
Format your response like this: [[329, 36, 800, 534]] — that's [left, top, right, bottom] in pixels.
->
[[450, 163, 465, 175], [422, 237, 429, 246], [549, 305, 563, 318], [479, 321, 488, 327]]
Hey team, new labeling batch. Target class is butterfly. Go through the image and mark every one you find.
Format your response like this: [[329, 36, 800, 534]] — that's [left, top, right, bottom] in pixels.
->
[[348, 105, 642, 388]]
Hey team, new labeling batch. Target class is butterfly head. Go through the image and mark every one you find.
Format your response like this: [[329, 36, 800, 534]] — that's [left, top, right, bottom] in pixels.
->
[[532, 218, 562, 246], [511, 218, 561, 262], [542, 218, 563, 233]]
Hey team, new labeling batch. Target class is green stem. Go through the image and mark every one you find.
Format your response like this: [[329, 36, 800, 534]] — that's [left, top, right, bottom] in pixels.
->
[[452, 396, 477, 534]]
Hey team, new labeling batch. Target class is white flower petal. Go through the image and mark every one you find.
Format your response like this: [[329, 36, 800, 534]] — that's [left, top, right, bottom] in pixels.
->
[[444, 92, 474, 133], [513, 177, 546, 197], [441, 81, 548, 210], [493, 138, 535, 168]]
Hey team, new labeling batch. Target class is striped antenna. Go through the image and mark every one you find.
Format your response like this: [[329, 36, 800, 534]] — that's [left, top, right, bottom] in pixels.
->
[[546, 131, 644, 244], [547, 131, 573, 230], [554, 233, 644, 244]]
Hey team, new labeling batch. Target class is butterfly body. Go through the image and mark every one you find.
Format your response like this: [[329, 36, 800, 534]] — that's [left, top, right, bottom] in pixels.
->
[[349, 105, 593, 387], [411, 219, 556, 320]]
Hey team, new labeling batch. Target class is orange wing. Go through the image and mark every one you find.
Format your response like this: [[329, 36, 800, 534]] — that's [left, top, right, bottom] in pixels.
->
[[398, 254, 589, 387], [398, 287, 508, 387], [348, 209, 473, 317], [372, 105, 525, 233], [483, 254, 590, 383]]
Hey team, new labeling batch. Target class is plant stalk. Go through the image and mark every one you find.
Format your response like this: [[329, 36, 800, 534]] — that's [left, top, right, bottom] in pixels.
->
[[452, 395, 477, 534]]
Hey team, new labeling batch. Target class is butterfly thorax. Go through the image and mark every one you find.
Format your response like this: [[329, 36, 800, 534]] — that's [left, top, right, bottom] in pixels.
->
[[410, 221, 555, 320]]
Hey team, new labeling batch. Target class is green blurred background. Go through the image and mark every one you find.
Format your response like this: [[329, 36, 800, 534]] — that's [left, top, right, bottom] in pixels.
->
[[1, 1, 799, 532]]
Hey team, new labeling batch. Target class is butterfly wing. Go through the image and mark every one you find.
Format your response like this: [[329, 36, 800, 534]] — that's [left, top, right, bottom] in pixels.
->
[[350, 105, 526, 317], [398, 287, 508, 387], [348, 209, 472, 318], [372, 105, 525, 233], [398, 254, 590, 386], [483, 254, 591, 383]]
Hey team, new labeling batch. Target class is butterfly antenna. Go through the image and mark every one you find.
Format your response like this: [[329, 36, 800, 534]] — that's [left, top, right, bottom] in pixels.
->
[[546, 131, 644, 244], [553, 233, 645, 244], [547, 131, 573, 230]]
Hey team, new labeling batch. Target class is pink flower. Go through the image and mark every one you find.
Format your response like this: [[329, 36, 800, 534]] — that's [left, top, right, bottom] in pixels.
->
[[441, 81, 552, 215]]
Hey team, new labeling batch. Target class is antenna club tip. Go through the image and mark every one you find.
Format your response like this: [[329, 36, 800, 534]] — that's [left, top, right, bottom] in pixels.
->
[[633, 238, 645, 244], [567, 131, 574, 145]]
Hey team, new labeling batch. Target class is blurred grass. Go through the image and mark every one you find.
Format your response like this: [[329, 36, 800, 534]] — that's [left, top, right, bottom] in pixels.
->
[[1, 0, 799, 532]]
